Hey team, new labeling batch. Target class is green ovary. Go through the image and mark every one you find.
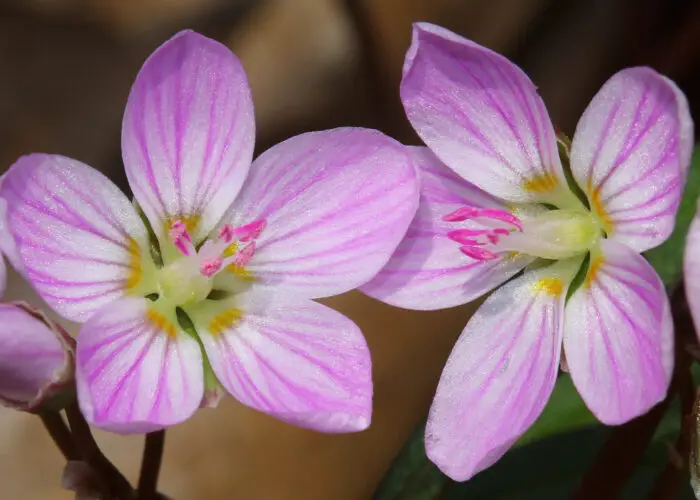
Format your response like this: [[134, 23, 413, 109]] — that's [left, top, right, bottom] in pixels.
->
[[157, 258, 213, 306], [497, 209, 601, 260]]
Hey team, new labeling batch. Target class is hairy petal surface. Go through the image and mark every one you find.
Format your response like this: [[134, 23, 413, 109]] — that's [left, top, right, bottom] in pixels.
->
[[0, 303, 74, 410], [401, 23, 571, 205], [362, 148, 532, 309], [564, 239, 672, 424], [221, 128, 420, 298], [426, 260, 578, 481], [122, 30, 255, 242], [189, 291, 372, 433], [1, 155, 151, 322], [76, 298, 204, 433], [570, 68, 693, 252]]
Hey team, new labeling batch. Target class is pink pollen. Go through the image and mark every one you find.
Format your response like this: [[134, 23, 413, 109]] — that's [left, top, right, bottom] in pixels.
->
[[200, 257, 223, 277]]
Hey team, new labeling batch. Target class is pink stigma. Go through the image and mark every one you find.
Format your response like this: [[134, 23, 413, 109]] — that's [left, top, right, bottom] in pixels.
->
[[444, 205, 521, 261]]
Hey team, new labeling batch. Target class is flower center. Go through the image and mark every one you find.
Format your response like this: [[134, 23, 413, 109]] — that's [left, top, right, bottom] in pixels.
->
[[156, 219, 266, 306], [445, 206, 600, 261]]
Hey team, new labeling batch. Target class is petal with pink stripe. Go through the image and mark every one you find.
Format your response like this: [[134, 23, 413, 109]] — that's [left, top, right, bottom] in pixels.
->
[[122, 30, 255, 242], [361, 147, 532, 310], [189, 291, 373, 433], [1, 155, 152, 322], [685, 211, 700, 336], [401, 23, 572, 205], [570, 68, 693, 252], [564, 239, 672, 425], [221, 128, 420, 299], [76, 298, 204, 433], [425, 259, 578, 481], [0, 303, 74, 410]]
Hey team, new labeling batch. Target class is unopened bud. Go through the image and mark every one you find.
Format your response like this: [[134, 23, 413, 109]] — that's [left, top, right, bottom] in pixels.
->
[[0, 302, 75, 412]]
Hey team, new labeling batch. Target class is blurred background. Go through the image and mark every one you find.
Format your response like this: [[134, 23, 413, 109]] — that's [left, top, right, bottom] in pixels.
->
[[1, 0, 699, 498]]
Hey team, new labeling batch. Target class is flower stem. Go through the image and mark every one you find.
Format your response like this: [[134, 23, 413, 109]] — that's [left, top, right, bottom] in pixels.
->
[[38, 410, 79, 461], [65, 400, 134, 499], [646, 281, 698, 499], [137, 430, 166, 500], [572, 396, 671, 499]]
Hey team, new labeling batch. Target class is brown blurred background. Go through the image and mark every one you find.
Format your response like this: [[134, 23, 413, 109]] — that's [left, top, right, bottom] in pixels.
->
[[0, 0, 699, 498]]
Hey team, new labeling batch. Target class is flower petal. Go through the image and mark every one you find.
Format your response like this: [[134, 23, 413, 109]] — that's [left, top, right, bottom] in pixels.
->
[[76, 298, 204, 433], [401, 23, 571, 205], [426, 260, 578, 481], [122, 30, 255, 242], [361, 147, 532, 310], [570, 68, 693, 252], [564, 239, 672, 425], [188, 292, 372, 433], [220, 128, 420, 299], [685, 211, 700, 335], [0, 303, 74, 411], [1, 155, 152, 322]]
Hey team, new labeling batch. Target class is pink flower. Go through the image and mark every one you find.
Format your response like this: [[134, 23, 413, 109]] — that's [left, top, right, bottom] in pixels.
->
[[363, 23, 693, 480], [2, 31, 420, 433]]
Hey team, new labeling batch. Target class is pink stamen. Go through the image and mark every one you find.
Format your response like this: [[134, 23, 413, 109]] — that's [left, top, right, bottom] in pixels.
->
[[239, 220, 267, 242], [444, 205, 523, 261], [169, 219, 195, 256], [200, 257, 223, 277], [487, 234, 500, 244], [459, 246, 499, 261], [477, 209, 523, 230], [443, 206, 480, 222], [448, 230, 486, 245], [233, 242, 256, 266], [218, 224, 235, 243], [217, 219, 267, 244], [195, 219, 267, 278]]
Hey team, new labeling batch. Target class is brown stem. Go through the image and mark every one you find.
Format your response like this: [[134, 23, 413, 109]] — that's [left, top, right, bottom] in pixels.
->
[[39, 411, 79, 461], [137, 431, 166, 500], [572, 397, 671, 500], [65, 400, 134, 499], [647, 282, 698, 499]]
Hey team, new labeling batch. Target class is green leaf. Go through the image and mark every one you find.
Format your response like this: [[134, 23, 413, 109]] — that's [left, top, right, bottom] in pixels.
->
[[373, 425, 447, 500], [516, 375, 595, 446], [645, 148, 700, 285]]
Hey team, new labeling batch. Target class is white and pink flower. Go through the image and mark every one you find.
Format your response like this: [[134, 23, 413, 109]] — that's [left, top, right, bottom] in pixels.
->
[[1, 31, 420, 433], [364, 23, 693, 480]]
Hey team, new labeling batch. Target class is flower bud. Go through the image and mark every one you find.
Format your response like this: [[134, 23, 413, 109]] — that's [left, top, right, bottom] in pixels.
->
[[0, 302, 75, 412]]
